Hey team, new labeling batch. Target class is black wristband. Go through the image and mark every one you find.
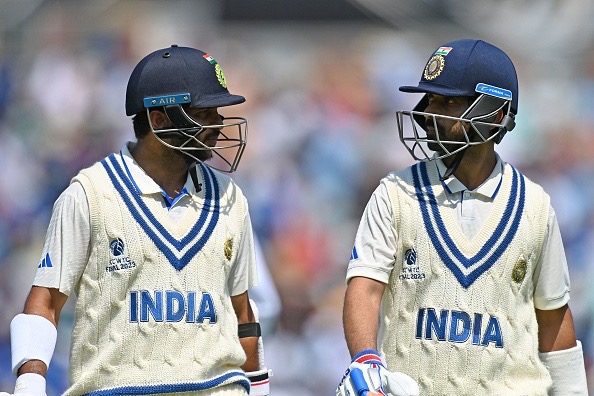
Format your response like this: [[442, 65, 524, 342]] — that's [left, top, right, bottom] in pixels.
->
[[238, 322, 261, 338]]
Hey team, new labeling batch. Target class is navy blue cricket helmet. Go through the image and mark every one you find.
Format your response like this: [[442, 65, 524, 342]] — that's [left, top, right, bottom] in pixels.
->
[[396, 39, 518, 164], [126, 45, 245, 116], [125, 45, 248, 173]]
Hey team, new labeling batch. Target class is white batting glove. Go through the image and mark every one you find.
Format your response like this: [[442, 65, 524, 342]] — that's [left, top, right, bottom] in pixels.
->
[[336, 350, 419, 396], [0, 373, 47, 396]]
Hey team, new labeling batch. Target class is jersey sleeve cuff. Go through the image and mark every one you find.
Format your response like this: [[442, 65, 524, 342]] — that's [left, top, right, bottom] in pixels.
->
[[346, 266, 390, 284], [533, 290, 570, 310]]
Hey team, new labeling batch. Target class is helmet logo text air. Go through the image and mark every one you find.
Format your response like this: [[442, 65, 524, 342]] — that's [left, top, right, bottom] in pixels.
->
[[143, 93, 191, 109]]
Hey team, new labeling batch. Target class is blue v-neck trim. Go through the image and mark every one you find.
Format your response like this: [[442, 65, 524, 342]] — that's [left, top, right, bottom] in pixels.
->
[[101, 154, 220, 271], [412, 161, 525, 288]]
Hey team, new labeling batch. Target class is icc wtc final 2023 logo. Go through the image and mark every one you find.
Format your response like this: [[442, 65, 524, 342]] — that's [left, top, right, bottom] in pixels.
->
[[106, 238, 137, 273], [399, 248, 426, 281]]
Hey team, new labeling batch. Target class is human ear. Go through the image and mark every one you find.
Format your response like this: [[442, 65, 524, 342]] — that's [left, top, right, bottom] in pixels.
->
[[149, 110, 170, 129]]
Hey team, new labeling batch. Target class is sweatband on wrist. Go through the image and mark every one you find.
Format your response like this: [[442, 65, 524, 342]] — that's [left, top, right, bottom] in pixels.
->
[[238, 323, 261, 338], [14, 373, 46, 395], [246, 368, 271, 396], [539, 340, 588, 395], [10, 314, 57, 376]]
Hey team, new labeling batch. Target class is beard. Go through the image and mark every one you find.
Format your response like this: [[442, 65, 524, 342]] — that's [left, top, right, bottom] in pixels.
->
[[176, 149, 199, 166], [180, 147, 212, 163], [425, 120, 469, 154], [165, 135, 210, 165]]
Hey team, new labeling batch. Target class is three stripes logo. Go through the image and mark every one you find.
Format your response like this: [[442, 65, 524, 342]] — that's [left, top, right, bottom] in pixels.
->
[[350, 246, 359, 260], [37, 253, 53, 268]]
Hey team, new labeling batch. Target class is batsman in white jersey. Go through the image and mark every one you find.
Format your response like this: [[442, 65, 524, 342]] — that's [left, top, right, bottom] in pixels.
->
[[1, 45, 270, 396], [336, 39, 588, 395]]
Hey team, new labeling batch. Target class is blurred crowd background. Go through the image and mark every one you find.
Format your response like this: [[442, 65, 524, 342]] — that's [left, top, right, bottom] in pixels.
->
[[0, 0, 593, 394]]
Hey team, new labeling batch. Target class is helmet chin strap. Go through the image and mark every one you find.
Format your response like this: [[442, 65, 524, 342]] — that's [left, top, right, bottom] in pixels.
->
[[439, 101, 508, 181], [189, 164, 202, 192], [440, 148, 466, 181]]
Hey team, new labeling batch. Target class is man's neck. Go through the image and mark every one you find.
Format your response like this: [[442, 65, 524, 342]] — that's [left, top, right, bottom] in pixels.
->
[[445, 148, 497, 191], [129, 142, 189, 197]]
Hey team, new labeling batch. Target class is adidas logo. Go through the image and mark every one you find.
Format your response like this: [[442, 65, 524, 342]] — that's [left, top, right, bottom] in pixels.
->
[[37, 253, 53, 268], [350, 246, 359, 260]]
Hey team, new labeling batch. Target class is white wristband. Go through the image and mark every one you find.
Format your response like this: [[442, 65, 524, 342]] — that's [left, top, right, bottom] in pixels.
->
[[14, 373, 46, 395], [539, 340, 588, 395], [246, 368, 271, 396], [10, 314, 57, 376]]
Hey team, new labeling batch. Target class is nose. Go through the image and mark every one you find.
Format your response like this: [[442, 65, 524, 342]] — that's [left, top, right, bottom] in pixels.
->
[[208, 112, 223, 126]]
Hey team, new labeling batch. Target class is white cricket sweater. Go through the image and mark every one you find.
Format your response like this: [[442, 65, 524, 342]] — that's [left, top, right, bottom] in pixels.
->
[[64, 155, 250, 396], [380, 161, 552, 395]]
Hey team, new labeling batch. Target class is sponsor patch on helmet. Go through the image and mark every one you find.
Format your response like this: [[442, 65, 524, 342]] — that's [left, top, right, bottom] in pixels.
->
[[423, 55, 445, 81], [475, 83, 512, 100], [511, 259, 527, 283], [215, 64, 228, 89], [143, 93, 191, 109]]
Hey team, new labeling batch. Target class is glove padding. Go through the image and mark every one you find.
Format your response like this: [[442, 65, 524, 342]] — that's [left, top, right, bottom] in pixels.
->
[[336, 350, 419, 396]]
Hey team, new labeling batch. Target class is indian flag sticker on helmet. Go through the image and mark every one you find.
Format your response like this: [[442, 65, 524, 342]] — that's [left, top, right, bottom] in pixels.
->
[[203, 53, 217, 64], [434, 46, 453, 56]]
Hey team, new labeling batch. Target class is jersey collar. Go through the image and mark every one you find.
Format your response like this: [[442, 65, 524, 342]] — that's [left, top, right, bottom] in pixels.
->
[[119, 142, 201, 196], [434, 153, 504, 199]]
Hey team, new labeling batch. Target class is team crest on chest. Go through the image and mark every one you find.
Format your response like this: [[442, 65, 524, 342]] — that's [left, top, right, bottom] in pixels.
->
[[224, 238, 233, 261], [511, 259, 527, 283]]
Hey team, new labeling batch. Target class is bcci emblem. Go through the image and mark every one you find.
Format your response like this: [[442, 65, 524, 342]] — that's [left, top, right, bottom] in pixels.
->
[[423, 55, 445, 81], [215, 64, 228, 88], [224, 238, 233, 261], [110, 238, 125, 256], [512, 259, 527, 283]]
